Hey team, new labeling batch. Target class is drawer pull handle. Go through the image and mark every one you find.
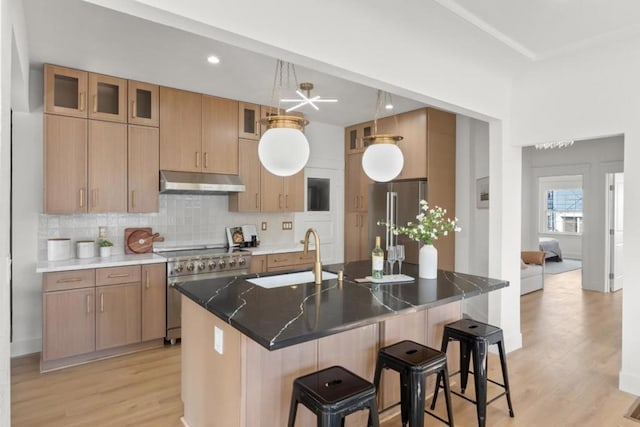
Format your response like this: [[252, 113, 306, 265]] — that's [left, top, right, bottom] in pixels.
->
[[145, 271, 150, 289], [107, 273, 130, 278], [100, 293, 104, 312], [57, 277, 82, 283], [86, 294, 91, 314]]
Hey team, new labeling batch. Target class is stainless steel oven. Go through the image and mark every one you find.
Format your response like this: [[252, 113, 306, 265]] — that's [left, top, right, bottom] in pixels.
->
[[156, 245, 251, 344]]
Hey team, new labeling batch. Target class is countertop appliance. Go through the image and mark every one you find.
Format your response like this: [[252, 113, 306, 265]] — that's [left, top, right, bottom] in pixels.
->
[[368, 180, 427, 265], [156, 244, 251, 343]]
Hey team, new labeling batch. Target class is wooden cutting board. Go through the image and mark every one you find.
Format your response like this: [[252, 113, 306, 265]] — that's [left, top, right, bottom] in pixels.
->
[[124, 228, 160, 254]]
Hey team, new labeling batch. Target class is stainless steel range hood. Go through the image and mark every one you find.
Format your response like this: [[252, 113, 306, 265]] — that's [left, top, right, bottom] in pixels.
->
[[160, 170, 246, 195]]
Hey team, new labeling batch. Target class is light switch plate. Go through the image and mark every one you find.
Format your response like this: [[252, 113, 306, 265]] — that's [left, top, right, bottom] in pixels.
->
[[282, 221, 293, 230], [261, 222, 267, 231], [214, 326, 223, 354], [98, 226, 107, 238]]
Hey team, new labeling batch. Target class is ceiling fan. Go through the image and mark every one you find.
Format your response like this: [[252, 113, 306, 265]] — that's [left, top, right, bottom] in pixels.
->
[[280, 82, 338, 112]]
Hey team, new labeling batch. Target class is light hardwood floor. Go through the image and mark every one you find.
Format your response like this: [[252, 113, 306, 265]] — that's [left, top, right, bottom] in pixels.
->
[[11, 269, 638, 426]]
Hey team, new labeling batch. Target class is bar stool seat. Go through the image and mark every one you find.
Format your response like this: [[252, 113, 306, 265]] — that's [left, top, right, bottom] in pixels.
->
[[431, 318, 515, 427], [287, 365, 379, 427], [373, 340, 454, 427]]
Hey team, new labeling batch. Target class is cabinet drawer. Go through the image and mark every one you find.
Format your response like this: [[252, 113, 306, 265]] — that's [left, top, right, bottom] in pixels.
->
[[266, 250, 316, 270], [266, 252, 297, 269], [44, 269, 95, 292], [96, 265, 141, 286]]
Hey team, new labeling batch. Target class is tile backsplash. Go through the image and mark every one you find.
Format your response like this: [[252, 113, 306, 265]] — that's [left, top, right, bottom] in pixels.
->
[[38, 195, 295, 260]]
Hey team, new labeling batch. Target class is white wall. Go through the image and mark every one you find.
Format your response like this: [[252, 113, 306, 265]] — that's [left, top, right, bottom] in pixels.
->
[[0, 2, 11, 425], [10, 68, 345, 356], [521, 137, 623, 292], [455, 116, 491, 322]]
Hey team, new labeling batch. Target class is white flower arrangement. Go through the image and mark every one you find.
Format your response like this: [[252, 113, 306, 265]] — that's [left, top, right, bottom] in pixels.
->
[[378, 200, 461, 245]]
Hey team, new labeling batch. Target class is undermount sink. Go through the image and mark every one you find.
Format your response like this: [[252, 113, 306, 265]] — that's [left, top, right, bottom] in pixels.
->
[[247, 271, 338, 289]]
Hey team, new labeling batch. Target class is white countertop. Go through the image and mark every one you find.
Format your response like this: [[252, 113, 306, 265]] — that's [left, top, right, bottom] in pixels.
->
[[36, 253, 167, 273]]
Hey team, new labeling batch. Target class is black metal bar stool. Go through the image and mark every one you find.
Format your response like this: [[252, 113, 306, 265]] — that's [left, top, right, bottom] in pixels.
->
[[373, 340, 454, 427], [431, 318, 514, 427], [287, 365, 380, 427]]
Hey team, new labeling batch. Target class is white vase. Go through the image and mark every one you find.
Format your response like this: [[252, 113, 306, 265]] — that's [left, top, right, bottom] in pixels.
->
[[419, 244, 438, 279], [99, 246, 112, 258]]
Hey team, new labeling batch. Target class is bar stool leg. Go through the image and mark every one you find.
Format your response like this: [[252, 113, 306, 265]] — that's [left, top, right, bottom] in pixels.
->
[[400, 371, 410, 427], [287, 394, 298, 427], [441, 365, 455, 427], [408, 370, 426, 427], [472, 340, 488, 427], [367, 395, 380, 427], [430, 333, 450, 409], [497, 340, 515, 417], [459, 340, 471, 394]]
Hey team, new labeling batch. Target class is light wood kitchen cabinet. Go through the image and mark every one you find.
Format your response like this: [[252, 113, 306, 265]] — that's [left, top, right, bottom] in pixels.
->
[[95, 282, 142, 351], [44, 64, 88, 118], [345, 212, 369, 263], [141, 264, 166, 342], [266, 250, 317, 272], [238, 102, 261, 140], [202, 95, 239, 174], [159, 87, 202, 172], [343, 107, 456, 270], [43, 287, 95, 361], [128, 80, 159, 127], [229, 138, 261, 212], [249, 255, 266, 274], [88, 73, 127, 123], [44, 114, 87, 214], [345, 152, 370, 213], [261, 169, 305, 213], [345, 121, 373, 154], [88, 120, 128, 212], [128, 125, 159, 213]]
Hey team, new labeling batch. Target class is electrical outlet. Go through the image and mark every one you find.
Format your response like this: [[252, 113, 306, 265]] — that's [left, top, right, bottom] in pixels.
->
[[214, 326, 223, 354], [98, 226, 107, 238], [261, 221, 267, 231], [282, 221, 293, 230]]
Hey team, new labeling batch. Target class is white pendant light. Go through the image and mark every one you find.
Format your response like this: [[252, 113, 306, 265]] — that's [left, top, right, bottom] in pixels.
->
[[259, 115, 310, 176], [258, 60, 311, 177], [361, 90, 404, 182], [362, 135, 404, 182]]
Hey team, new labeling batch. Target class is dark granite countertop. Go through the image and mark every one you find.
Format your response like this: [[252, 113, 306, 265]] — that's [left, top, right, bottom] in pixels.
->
[[174, 261, 508, 351]]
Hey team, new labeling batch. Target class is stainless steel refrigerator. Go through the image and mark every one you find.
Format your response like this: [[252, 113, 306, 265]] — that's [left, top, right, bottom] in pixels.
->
[[368, 180, 427, 265]]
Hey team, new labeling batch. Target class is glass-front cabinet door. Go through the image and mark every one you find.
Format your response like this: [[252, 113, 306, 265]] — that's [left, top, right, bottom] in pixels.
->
[[128, 80, 159, 127], [88, 73, 127, 123], [238, 102, 261, 140], [44, 64, 88, 118]]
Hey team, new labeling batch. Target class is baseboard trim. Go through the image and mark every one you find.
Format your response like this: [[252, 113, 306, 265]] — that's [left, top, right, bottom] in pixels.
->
[[620, 370, 640, 395], [180, 416, 191, 427], [11, 338, 41, 358]]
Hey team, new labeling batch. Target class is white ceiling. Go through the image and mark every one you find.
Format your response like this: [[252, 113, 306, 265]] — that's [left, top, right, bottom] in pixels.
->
[[437, 0, 640, 60], [22, 0, 426, 127]]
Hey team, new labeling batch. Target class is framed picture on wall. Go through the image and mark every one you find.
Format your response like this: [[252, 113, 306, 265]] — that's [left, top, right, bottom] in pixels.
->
[[477, 176, 489, 209]]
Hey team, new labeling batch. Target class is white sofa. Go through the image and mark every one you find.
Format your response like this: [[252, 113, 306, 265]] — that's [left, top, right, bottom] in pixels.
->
[[521, 251, 545, 295]]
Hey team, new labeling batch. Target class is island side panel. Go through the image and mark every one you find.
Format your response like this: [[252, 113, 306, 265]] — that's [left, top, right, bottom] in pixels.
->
[[181, 297, 243, 427], [427, 301, 462, 390], [243, 337, 317, 427], [317, 323, 379, 427], [379, 310, 428, 416]]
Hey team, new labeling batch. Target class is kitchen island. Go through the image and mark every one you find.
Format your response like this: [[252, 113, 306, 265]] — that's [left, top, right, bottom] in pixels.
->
[[175, 262, 508, 427]]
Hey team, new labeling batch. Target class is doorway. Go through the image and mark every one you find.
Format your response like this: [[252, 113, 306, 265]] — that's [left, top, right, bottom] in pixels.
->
[[606, 172, 624, 292]]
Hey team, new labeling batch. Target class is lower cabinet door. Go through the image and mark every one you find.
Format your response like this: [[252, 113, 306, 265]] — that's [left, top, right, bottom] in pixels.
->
[[141, 264, 166, 341], [43, 288, 96, 361], [96, 283, 141, 350]]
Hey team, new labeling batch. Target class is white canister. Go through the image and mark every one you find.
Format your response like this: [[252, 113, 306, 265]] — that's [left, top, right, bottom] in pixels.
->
[[47, 238, 70, 261], [76, 240, 95, 259]]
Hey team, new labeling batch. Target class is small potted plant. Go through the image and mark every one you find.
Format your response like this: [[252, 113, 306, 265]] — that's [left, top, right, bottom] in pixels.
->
[[99, 239, 113, 258]]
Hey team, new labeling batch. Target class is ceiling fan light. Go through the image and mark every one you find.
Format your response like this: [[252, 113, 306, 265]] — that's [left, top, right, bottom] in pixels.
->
[[362, 142, 404, 182]]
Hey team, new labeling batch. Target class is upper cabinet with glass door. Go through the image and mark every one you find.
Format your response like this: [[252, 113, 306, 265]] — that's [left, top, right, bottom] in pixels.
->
[[44, 65, 128, 123], [344, 121, 373, 154], [88, 73, 127, 123], [44, 65, 89, 118], [128, 80, 159, 127]]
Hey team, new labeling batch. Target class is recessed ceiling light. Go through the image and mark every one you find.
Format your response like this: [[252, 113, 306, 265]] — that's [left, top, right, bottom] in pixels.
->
[[385, 103, 394, 110], [207, 55, 220, 64]]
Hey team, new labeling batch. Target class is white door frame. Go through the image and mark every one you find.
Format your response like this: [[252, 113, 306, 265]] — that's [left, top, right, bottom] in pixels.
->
[[605, 172, 624, 292]]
